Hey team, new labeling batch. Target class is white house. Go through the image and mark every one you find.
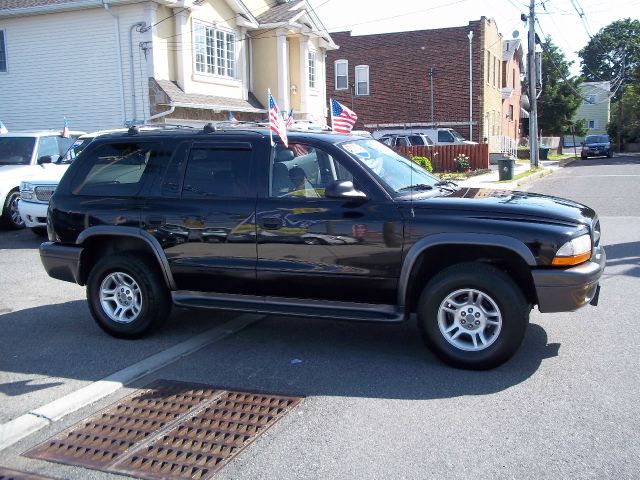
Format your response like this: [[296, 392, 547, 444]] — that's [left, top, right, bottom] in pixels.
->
[[0, 0, 336, 131], [574, 81, 611, 135]]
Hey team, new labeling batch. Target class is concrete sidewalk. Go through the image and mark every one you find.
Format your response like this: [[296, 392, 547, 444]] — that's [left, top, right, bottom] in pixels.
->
[[456, 158, 571, 190]]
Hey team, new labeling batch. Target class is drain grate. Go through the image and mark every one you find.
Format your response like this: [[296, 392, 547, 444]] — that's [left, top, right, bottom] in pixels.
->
[[0, 467, 56, 480], [24, 380, 303, 479]]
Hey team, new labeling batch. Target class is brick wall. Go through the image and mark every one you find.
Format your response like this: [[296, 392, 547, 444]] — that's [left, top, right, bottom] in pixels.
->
[[326, 20, 490, 142]]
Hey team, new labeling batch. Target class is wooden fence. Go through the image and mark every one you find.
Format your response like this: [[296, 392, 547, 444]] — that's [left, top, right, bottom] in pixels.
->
[[394, 144, 490, 172]]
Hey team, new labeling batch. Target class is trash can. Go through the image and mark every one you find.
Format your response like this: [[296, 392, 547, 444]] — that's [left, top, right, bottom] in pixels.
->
[[539, 144, 550, 160], [498, 158, 515, 181]]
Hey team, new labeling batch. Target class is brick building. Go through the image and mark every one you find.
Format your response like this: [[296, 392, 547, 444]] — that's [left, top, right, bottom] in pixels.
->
[[326, 18, 507, 143]]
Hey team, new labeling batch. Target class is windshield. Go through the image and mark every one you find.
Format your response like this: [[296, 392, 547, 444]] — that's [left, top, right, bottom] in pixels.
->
[[451, 129, 466, 141], [59, 137, 93, 164], [340, 139, 439, 194], [0, 137, 36, 165], [585, 135, 609, 144]]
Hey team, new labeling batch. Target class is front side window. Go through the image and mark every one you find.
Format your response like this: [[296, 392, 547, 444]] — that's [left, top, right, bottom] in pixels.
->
[[335, 59, 348, 90], [0, 30, 7, 73], [355, 65, 369, 95], [270, 144, 352, 199], [308, 51, 316, 89], [182, 147, 251, 198], [438, 130, 454, 143], [193, 22, 236, 78], [71, 142, 160, 196], [37, 136, 59, 159]]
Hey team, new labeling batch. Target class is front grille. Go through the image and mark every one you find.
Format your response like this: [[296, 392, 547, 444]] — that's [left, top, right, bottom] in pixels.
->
[[34, 186, 55, 202]]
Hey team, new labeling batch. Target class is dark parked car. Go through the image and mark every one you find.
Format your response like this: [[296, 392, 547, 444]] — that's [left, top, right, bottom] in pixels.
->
[[40, 125, 605, 369], [581, 135, 614, 158]]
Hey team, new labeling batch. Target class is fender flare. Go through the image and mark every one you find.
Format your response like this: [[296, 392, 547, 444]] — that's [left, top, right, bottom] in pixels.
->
[[398, 233, 536, 307], [76, 226, 176, 290]]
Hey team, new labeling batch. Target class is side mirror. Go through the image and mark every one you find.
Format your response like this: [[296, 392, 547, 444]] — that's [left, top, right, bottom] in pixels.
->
[[37, 155, 54, 164], [325, 180, 367, 200]]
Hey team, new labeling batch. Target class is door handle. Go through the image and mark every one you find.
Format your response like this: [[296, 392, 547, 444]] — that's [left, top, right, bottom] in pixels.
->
[[260, 217, 283, 230]]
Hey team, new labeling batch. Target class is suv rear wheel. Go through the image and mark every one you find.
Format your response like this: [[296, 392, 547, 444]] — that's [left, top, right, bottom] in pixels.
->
[[87, 253, 171, 338], [417, 262, 529, 370], [1, 190, 25, 229]]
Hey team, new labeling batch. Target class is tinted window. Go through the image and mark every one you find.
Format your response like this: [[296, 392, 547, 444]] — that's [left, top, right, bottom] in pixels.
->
[[0, 137, 35, 165], [182, 147, 251, 198], [71, 142, 159, 196], [408, 135, 425, 145], [585, 135, 609, 144], [438, 131, 454, 142]]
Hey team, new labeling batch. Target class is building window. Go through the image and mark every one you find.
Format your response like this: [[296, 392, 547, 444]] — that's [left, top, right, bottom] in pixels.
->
[[193, 22, 236, 78], [335, 59, 348, 90], [587, 119, 596, 128], [0, 30, 7, 73], [355, 65, 369, 96], [585, 94, 596, 104], [486, 52, 491, 84], [508, 105, 514, 120], [308, 51, 316, 89]]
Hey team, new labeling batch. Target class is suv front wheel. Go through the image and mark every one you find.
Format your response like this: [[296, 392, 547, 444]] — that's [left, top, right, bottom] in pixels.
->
[[417, 262, 529, 370], [87, 254, 171, 338], [2, 190, 26, 229]]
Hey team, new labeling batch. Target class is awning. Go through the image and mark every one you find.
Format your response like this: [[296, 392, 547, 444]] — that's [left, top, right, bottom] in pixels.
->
[[520, 107, 530, 119]]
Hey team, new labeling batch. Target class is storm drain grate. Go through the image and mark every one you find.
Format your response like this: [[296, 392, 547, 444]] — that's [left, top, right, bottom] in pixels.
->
[[24, 380, 303, 479], [0, 467, 56, 480]]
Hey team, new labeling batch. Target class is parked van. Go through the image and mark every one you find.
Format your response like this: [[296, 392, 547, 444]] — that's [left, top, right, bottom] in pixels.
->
[[374, 128, 476, 146]]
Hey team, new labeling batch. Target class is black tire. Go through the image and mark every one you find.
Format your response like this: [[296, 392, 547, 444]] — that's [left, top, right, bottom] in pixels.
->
[[417, 262, 529, 370], [581, 154, 588, 159], [31, 227, 48, 237], [607, 150, 614, 158], [1, 190, 25, 229], [86, 253, 171, 339]]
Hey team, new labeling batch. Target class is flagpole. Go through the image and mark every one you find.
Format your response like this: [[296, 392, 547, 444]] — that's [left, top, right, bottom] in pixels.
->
[[268, 88, 274, 146], [329, 98, 334, 132]]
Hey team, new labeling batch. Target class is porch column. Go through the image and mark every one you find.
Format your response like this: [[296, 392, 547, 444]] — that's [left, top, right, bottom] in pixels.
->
[[239, 28, 248, 101], [174, 10, 190, 92], [275, 28, 289, 111], [299, 36, 309, 118]]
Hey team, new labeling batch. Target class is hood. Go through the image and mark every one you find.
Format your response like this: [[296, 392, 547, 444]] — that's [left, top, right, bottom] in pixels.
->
[[0, 165, 33, 185], [23, 164, 70, 184], [413, 187, 595, 225]]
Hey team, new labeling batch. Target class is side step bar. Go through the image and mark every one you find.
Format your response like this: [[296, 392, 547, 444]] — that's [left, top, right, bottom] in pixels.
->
[[172, 291, 406, 323]]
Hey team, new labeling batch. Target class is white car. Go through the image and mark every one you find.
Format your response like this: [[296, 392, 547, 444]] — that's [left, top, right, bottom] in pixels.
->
[[0, 131, 84, 229], [18, 128, 156, 234]]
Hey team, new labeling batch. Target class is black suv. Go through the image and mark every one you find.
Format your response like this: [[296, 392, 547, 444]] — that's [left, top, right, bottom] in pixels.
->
[[40, 126, 605, 369]]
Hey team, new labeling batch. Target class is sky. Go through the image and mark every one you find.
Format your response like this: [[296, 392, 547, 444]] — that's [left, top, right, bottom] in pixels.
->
[[308, 0, 640, 76]]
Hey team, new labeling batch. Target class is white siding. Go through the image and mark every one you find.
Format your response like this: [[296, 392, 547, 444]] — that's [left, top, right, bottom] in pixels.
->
[[0, 3, 150, 131]]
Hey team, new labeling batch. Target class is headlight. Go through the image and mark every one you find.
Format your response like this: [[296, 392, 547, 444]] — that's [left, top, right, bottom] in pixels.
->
[[552, 234, 592, 266], [20, 182, 35, 200]]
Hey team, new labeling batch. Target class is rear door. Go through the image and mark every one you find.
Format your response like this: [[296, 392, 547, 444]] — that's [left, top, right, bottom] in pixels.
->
[[143, 139, 260, 293]]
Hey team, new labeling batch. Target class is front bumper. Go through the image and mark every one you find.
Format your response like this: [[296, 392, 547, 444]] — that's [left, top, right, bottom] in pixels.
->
[[532, 246, 606, 313], [18, 200, 48, 228], [39, 242, 83, 285]]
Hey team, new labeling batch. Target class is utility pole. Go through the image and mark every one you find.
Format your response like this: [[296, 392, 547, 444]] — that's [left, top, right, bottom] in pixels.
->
[[468, 30, 474, 142], [528, 0, 539, 168], [429, 68, 435, 125]]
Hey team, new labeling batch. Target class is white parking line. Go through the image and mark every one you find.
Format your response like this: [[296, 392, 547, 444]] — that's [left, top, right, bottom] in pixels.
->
[[0, 313, 263, 451]]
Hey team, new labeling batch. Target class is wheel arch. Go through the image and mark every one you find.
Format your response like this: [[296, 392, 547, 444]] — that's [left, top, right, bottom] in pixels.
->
[[76, 226, 175, 289], [399, 234, 537, 313]]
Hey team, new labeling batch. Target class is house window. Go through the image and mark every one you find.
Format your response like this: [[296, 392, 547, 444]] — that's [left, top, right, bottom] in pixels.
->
[[508, 105, 514, 120], [308, 51, 316, 89], [335, 59, 348, 90], [355, 65, 369, 95], [585, 94, 596, 104], [486, 52, 491, 84], [193, 22, 236, 78], [0, 30, 7, 73], [587, 119, 596, 129]]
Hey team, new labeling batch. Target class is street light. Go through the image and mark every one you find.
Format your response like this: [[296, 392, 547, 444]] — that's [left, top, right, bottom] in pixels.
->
[[468, 30, 474, 142]]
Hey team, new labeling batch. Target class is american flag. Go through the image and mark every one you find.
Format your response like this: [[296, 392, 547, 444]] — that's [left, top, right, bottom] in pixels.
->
[[292, 144, 308, 157], [268, 91, 288, 147], [285, 108, 294, 128], [330, 99, 357, 134], [61, 117, 69, 138], [228, 111, 238, 123]]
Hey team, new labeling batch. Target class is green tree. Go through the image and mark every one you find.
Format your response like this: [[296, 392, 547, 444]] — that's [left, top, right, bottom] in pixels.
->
[[579, 18, 640, 89], [536, 38, 583, 136], [608, 82, 640, 143]]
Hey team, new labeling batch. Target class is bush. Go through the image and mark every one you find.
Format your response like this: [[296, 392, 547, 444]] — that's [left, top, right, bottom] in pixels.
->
[[454, 154, 470, 172], [411, 156, 433, 172]]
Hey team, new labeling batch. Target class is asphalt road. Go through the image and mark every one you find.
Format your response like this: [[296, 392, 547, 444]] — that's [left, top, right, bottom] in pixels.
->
[[1, 153, 639, 479]]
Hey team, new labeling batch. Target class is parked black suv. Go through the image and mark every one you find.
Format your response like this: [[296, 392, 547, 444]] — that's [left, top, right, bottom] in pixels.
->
[[40, 125, 605, 369], [581, 135, 614, 158]]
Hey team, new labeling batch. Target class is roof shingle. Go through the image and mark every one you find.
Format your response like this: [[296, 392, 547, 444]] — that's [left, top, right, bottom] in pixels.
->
[[255, 0, 304, 24]]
